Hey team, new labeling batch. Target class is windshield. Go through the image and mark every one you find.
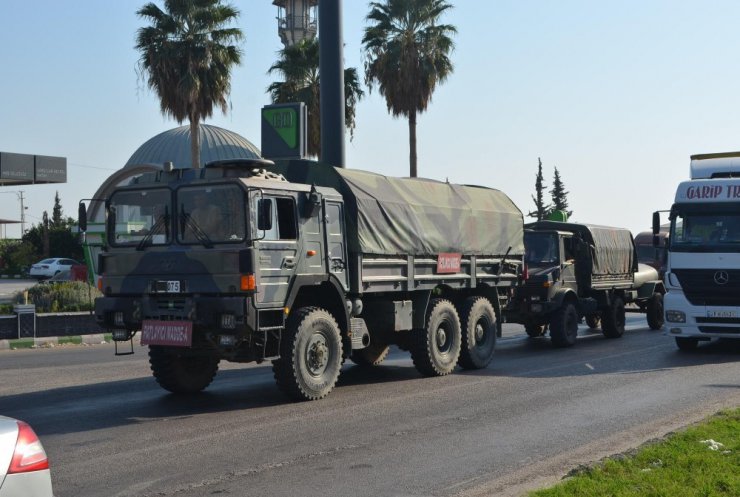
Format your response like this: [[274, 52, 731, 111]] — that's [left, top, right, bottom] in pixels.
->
[[177, 184, 246, 245], [109, 189, 171, 247], [524, 232, 560, 265], [671, 209, 740, 252], [636, 244, 664, 265]]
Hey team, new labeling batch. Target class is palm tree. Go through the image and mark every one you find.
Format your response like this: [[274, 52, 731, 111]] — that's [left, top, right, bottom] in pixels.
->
[[267, 38, 363, 158], [135, 0, 243, 169], [363, 0, 456, 177]]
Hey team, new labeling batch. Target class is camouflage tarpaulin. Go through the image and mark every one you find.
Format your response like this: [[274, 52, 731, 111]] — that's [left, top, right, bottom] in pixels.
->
[[272, 160, 524, 257]]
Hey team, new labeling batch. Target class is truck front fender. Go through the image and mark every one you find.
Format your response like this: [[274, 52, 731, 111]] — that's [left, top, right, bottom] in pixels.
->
[[636, 280, 666, 299]]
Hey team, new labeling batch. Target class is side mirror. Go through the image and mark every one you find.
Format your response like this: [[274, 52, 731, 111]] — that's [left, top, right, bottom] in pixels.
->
[[652, 211, 660, 236], [303, 186, 321, 218], [257, 199, 273, 231], [78, 203, 88, 232]]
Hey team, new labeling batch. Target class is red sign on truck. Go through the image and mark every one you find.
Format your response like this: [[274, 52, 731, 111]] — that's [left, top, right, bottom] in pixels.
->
[[437, 253, 462, 274], [141, 320, 193, 347]]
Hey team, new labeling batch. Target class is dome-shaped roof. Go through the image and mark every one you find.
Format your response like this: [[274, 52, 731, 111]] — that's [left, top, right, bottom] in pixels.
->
[[125, 124, 261, 168]]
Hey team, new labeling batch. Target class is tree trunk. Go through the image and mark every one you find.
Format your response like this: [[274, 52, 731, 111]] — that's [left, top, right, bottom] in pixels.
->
[[189, 116, 201, 169], [408, 109, 417, 178]]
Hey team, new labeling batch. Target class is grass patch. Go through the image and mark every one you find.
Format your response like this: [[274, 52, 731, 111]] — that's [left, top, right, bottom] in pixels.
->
[[530, 409, 740, 497], [9, 338, 35, 349], [58, 336, 82, 345]]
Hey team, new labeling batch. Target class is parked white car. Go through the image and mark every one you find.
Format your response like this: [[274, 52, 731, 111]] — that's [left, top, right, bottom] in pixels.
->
[[29, 258, 80, 280], [0, 416, 53, 497]]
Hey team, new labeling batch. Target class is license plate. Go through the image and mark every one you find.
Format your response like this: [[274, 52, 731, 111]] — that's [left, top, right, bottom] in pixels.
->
[[141, 320, 192, 347], [707, 310, 738, 318], [155, 280, 181, 293]]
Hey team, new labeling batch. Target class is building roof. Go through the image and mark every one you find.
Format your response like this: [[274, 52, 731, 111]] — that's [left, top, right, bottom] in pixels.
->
[[124, 125, 261, 169]]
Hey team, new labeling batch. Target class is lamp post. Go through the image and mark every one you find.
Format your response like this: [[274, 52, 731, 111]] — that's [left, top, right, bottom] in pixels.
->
[[318, 0, 345, 168]]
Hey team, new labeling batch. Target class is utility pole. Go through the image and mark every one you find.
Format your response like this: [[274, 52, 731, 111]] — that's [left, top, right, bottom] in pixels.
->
[[18, 191, 27, 235], [318, 0, 345, 168]]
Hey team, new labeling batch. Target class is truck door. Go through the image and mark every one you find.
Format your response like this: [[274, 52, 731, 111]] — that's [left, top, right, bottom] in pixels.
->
[[323, 200, 349, 291], [561, 235, 577, 287], [254, 194, 299, 306]]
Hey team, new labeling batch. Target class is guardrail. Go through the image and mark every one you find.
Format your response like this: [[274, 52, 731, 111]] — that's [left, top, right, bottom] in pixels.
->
[[0, 311, 101, 340]]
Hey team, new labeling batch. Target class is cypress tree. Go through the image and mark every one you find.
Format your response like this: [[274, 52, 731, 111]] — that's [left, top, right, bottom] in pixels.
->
[[528, 158, 550, 220], [550, 167, 573, 218]]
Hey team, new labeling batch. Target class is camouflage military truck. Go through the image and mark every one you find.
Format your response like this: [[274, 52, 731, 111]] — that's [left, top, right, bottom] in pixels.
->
[[80, 159, 524, 401], [503, 221, 665, 347]]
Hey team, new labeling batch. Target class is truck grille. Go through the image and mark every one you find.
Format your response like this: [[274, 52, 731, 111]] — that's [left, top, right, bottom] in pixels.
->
[[156, 299, 187, 311], [699, 326, 740, 334], [673, 269, 740, 306]]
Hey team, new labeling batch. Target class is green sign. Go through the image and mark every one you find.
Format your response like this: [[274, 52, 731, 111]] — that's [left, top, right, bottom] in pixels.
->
[[261, 103, 307, 159]]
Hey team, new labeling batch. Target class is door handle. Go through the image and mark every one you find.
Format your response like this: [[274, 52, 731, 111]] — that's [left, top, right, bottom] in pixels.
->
[[282, 257, 296, 269]]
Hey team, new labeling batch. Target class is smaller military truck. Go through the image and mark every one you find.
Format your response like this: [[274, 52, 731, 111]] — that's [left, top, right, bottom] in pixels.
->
[[504, 221, 665, 347]]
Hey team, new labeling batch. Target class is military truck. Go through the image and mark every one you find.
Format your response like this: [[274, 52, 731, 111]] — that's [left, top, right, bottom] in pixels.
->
[[80, 159, 524, 401], [503, 221, 665, 347]]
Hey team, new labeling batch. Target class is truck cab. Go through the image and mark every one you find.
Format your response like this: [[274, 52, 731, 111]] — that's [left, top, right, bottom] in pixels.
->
[[656, 152, 740, 350]]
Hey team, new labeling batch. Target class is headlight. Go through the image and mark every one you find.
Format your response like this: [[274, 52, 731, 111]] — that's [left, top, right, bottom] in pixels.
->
[[114, 311, 125, 327], [665, 310, 686, 323]]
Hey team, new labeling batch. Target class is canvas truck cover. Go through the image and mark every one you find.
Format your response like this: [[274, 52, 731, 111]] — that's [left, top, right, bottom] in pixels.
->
[[271, 160, 524, 257], [526, 221, 637, 279]]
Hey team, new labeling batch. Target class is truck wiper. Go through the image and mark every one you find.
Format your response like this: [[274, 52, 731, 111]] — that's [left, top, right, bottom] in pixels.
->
[[136, 211, 169, 251], [180, 209, 214, 248]]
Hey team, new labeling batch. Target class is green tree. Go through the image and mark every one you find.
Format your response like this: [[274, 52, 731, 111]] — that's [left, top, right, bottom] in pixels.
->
[[136, 0, 243, 169], [528, 158, 550, 221], [267, 38, 364, 158], [550, 166, 573, 218], [52, 191, 63, 228], [363, 0, 456, 177]]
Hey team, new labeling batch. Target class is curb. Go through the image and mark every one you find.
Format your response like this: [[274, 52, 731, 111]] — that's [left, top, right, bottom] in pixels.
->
[[0, 333, 112, 350]]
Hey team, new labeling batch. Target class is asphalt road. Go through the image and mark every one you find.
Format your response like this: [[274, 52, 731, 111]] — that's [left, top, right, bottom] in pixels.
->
[[2, 317, 739, 497]]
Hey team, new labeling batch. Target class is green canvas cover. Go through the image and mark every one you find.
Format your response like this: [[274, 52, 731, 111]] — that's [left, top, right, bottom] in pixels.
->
[[526, 221, 637, 278], [271, 160, 524, 257]]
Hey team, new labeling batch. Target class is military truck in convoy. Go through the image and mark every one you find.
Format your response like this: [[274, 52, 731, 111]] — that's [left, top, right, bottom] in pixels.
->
[[503, 221, 665, 347], [80, 159, 524, 400]]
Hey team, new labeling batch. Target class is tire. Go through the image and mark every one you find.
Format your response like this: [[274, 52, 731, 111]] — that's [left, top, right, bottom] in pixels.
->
[[646, 293, 664, 330], [675, 337, 699, 351], [585, 314, 600, 330], [458, 297, 497, 370], [410, 298, 461, 376], [550, 303, 579, 347], [525, 323, 545, 338], [601, 297, 626, 338], [272, 307, 343, 401], [350, 341, 390, 367], [148, 346, 219, 394]]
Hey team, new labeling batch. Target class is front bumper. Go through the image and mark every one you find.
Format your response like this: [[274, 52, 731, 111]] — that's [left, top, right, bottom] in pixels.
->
[[95, 295, 256, 337], [663, 291, 740, 339]]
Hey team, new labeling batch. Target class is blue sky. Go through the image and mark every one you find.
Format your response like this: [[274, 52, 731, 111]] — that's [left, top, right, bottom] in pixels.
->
[[2, 0, 740, 239]]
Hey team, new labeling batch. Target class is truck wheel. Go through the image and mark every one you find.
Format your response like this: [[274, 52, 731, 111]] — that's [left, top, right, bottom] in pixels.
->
[[675, 337, 699, 351], [525, 323, 545, 338], [646, 293, 664, 330], [458, 297, 497, 370], [550, 303, 579, 347], [272, 307, 343, 401], [585, 314, 600, 330], [601, 297, 626, 338], [410, 298, 461, 376], [350, 341, 390, 367], [148, 346, 219, 394]]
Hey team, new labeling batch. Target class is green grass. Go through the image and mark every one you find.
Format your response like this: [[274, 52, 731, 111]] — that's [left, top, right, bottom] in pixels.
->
[[530, 409, 740, 497], [9, 338, 35, 349]]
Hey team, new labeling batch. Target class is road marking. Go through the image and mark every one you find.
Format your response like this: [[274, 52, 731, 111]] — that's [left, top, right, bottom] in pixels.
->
[[585, 363, 595, 370]]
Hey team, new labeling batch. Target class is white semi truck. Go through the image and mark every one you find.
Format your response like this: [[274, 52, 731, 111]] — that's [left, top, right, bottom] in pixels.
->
[[654, 152, 740, 350]]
